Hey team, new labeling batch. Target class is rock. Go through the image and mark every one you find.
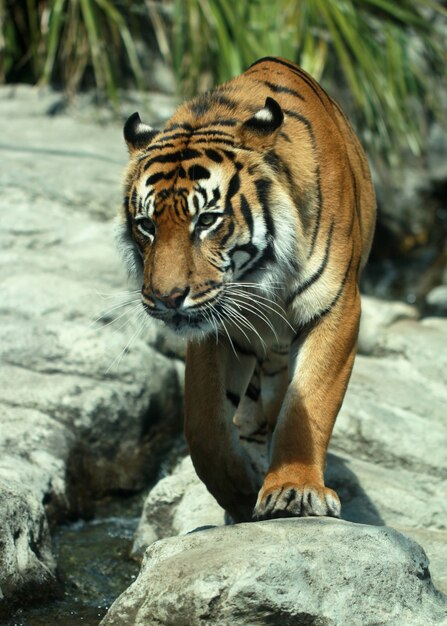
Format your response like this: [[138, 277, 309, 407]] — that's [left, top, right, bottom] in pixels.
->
[[426, 285, 447, 313], [358, 295, 419, 355], [0, 481, 57, 615], [102, 519, 447, 626], [132, 456, 225, 558], [0, 86, 183, 611]]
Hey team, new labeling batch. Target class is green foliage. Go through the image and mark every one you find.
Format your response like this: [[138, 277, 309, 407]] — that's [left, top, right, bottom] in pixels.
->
[[1, 0, 144, 100], [167, 0, 446, 155], [1, 0, 445, 154]]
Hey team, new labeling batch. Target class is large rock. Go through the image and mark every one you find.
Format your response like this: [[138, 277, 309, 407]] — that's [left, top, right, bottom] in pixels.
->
[[0, 86, 183, 612], [102, 519, 447, 626], [131, 309, 447, 596]]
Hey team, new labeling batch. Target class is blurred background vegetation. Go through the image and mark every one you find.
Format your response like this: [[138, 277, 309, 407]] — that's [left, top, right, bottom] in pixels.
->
[[2, 0, 445, 155], [1, 0, 446, 307]]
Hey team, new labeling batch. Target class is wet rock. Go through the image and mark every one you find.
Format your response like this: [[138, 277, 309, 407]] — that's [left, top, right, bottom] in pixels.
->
[[102, 519, 447, 626]]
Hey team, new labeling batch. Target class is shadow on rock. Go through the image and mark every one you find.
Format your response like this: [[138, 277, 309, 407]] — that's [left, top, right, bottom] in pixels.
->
[[326, 453, 385, 526]]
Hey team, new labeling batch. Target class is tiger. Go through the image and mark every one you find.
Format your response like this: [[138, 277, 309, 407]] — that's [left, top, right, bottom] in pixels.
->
[[118, 56, 376, 523]]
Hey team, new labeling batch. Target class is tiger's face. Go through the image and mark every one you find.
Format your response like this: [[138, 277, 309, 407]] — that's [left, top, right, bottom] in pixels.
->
[[119, 100, 292, 338]]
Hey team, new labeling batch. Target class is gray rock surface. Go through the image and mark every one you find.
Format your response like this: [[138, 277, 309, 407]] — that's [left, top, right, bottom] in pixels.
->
[[427, 285, 447, 313], [103, 518, 447, 626], [131, 456, 225, 558], [358, 294, 419, 355], [0, 86, 182, 610]]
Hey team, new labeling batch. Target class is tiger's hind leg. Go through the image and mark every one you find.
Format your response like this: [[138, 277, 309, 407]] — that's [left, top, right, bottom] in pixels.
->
[[254, 282, 360, 520], [184, 337, 262, 522]]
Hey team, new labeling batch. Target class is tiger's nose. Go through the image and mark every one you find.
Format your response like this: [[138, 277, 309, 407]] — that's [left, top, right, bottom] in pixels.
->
[[153, 287, 190, 310]]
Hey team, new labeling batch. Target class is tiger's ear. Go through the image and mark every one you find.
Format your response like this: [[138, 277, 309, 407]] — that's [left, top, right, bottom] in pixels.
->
[[239, 97, 284, 150], [124, 112, 158, 154]]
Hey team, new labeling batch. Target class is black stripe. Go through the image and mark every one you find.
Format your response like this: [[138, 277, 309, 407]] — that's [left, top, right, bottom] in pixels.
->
[[249, 57, 330, 112], [313, 249, 354, 320], [226, 390, 240, 407], [153, 132, 191, 143], [227, 172, 240, 201], [239, 194, 254, 236], [187, 292, 222, 310], [190, 283, 222, 301], [220, 221, 235, 246], [189, 98, 211, 117], [194, 129, 234, 139], [146, 170, 176, 185], [137, 141, 176, 154], [286, 220, 335, 306], [130, 188, 138, 211], [279, 131, 292, 143], [206, 119, 238, 127], [254, 178, 275, 239], [196, 186, 208, 204], [308, 167, 323, 258], [146, 172, 164, 185], [349, 166, 361, 234], [165, 122, 194, 132], [210, 93, 238, 109], [263, 149, 301, 225], [124, 201, 133, 236], [260, 79, 305, 101], [212, 187, 221, 204], [193, 138, 235, 148], [143, 148, 202, 169], [188, 165, 210, 181], [205, 148, 223, 163]]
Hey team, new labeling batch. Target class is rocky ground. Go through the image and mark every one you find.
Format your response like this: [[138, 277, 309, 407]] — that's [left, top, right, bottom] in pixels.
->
[[1, 85, 446, 625], [0, 85, 183, 617]]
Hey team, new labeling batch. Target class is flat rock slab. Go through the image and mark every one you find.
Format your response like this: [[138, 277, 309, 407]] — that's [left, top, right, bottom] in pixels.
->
[[102, 518, 447, 626]]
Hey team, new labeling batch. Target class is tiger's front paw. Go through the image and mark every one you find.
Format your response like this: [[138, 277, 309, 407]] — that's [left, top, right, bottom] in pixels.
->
[[254, 482, 340, 520]]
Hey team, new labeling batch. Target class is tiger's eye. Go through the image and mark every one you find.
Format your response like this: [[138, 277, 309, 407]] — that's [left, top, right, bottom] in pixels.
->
[[197, 213, 218, 228], [137, 217, 156, 238]]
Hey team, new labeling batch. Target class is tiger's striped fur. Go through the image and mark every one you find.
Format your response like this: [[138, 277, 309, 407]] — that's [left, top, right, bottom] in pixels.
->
[[119, 57, 376, 522]]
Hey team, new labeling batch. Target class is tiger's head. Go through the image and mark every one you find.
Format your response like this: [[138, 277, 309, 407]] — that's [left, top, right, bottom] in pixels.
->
[[117, 97, 296, 338]]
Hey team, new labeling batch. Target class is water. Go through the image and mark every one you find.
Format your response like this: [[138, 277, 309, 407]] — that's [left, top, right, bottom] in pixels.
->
[[5, 440, 187, 626], [6, 498, 142, 626]]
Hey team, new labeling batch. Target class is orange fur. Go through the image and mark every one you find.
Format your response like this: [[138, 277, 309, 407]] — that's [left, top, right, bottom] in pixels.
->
[[119, 57, 376, 521]]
